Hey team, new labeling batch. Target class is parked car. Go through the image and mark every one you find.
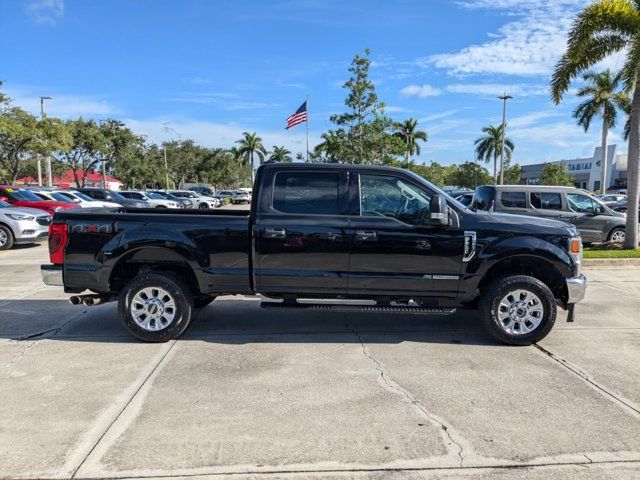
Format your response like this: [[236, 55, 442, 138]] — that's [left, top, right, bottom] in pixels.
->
[[0, 186, 79, 216], [189, 185, 215, 197], [594, 194, 626, 205], [610, 197, 640, 214], [455, 192, 474, 207], [29, 189, 121, 209], [472, 185, 626, 243], [168, 190, 219, 209], [146, 190, 193, 209], [77, 188, 151, 209], [216, 190, 251, 204], [119, 190, 179, 208], [0, 199, 51, 250], [42, 163, 586, 346]]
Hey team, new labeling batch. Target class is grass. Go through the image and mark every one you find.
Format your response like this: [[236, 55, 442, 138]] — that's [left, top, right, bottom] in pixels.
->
[[583, 243, 640, 258]]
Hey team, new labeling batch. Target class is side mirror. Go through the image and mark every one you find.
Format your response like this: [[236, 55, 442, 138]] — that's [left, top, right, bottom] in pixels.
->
[[0, 196, 9, 202], [429, 194, 449, 226]]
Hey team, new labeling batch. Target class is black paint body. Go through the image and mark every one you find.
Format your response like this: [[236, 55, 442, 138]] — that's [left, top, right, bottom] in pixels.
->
[[54, 164, 580, 306]]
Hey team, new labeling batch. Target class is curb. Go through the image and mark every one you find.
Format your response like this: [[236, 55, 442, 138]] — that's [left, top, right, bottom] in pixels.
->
[[583, 258, 640, 267]]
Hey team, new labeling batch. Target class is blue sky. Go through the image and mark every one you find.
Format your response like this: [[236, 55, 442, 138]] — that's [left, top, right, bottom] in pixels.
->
[[0, 0, 630, 166]]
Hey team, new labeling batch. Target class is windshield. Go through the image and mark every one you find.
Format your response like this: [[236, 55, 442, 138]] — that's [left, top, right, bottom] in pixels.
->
[[147, 192, 163, 199], [51, 192, 75, 203], [108, 191, 127, 201], [5, 189, 44, 202], [0, 200, 11, 208], [68, 191, 94, 202]]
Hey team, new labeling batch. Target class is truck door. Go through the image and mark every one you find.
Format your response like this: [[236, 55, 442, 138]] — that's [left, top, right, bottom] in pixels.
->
[[254, 168, 350, 295], [347, 171, 464, 297]]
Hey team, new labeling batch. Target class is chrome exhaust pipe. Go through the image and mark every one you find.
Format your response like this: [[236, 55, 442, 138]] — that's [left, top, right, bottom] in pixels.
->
[[69, 296, 82, 305]]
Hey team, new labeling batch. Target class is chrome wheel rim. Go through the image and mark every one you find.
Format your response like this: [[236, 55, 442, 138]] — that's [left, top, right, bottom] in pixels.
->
[[610, 230, 625, 242], [497, 289, 544, 335], [131, 287, 176, 331], [0, 230, 7, 247]]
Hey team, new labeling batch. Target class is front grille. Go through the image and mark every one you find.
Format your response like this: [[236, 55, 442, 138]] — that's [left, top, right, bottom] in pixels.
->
[[37, 216, 51, 226]]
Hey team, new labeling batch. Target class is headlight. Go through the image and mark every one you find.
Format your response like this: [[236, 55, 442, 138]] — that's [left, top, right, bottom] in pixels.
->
[[568, 237, 582, 274], [6, 213, 35, 221]]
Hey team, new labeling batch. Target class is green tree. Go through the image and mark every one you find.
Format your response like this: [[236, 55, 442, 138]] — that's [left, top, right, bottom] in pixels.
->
[[539, 163, 574, 186], [235, 132, 267, 184], [329, 49, 404, 164], [393, 118, 428, 167], [474, 125, 514, 184], [498, 157, 522, 185], [572, 69, 630, 194], [60, 118, 109, 187], [551, 0, 640, 248], [447, 162, 493, 189], [314, 130, 346, 163], [0, 106, 39, 183], [267, 145, 292, 163]]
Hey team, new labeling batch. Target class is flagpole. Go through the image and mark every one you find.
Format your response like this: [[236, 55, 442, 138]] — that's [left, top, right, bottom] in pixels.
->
[[305, 95, 309, 162]]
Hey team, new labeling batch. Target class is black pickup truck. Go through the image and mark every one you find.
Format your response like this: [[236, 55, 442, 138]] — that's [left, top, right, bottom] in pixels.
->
[[41, 163, 586, 345]]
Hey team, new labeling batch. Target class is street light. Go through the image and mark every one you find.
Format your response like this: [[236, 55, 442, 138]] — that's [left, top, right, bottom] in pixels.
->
[[497, 93, 513, 185], [39, 96, 53, 187], [161, 123, 181, 190]]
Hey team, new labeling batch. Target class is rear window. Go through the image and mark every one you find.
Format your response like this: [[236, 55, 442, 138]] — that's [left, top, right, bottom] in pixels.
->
[[273, 171, 340, 215], [500, 191, 526, 208], [474, 186, 495, 211], [531, 192, 562, 210]]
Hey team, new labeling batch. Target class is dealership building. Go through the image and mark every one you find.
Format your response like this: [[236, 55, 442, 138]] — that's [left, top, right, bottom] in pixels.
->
[[520, 145, 628, 191]]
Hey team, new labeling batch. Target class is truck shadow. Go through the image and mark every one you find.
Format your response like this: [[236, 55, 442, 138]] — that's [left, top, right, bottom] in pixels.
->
[[0, 298, 499, 346]]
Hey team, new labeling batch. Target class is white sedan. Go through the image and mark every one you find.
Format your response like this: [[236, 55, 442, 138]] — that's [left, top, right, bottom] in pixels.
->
[[168, 190, 220, 209], [31, 189, 121, 209], [119, 191, 179, 208]]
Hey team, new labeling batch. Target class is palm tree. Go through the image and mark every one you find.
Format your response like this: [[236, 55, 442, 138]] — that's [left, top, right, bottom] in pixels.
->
[[393, 119, 428, 167], [572, 69, 630, 194], [314, 131, 343, 163], [235, 132, 266, 185], [267, 145, 292, 163], [474, 125, 514, 184], [551, 0, 640, 249]]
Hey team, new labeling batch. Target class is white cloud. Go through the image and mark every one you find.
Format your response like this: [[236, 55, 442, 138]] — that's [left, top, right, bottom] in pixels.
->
[[6, 85, 118, 117], [399, 84, 442, 98], [25, 0, 64, 25], [167, 93, 280, 110], [508, 111, 563, 128], [419, 110, 463, 123], [445, 83, 549, 97], [426, 2, 580, 76]]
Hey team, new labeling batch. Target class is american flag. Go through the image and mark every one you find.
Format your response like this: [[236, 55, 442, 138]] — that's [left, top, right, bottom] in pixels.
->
[[285, 101, 307, 130]]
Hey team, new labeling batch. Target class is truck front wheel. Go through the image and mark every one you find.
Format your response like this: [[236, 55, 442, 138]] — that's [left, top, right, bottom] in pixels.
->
[[480, 275, 556, 346], [118, 272, 194, 342]]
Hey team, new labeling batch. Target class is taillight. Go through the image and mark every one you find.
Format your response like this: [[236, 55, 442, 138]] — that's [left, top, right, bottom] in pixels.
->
[[49, 223, 68, 265]]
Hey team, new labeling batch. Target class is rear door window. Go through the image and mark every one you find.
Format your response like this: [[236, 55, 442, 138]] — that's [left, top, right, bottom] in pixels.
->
[[273, 171, 340, 215], [531, 192, 562, 210], [500, 191, 526, 208], [474, 187, 495, 211]]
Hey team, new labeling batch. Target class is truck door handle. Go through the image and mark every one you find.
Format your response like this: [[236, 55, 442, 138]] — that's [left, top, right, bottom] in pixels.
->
[[264, 227, 287, 239], [355, 230, 378, 241]]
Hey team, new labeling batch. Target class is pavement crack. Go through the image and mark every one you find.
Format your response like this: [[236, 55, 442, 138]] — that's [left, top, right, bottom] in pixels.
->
[[534, 343, 640, 416], [346, 321, 465, 467]]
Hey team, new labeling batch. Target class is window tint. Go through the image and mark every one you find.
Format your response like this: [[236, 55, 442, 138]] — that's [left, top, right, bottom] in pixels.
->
[[87, 190, 105, 199], [531, 192, 562, 210], [567, 193, 597, 213], [474, 186, 495, 211], [273, 171, 340, 215], [360, 174, 431, 225], [500, 191, 526, 208]]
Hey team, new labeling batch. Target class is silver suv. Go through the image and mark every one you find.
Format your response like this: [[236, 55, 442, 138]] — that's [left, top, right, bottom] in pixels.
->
[[472, 185, 627, 244], [0, 200, 51, 250]]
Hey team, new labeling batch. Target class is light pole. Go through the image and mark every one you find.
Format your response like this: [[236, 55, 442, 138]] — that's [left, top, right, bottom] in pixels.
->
[[39, 96, 53, 186], [162, 124, 181, 190], [497, 93, 513, 185]]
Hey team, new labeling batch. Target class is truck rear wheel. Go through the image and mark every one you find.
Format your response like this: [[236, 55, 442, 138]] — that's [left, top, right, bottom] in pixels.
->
[[480, 275, 556, 346], [118, 272, 194, 342]]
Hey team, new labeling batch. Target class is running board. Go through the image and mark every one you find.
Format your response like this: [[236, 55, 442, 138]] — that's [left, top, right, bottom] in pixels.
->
[[261, 302, 456, 315]]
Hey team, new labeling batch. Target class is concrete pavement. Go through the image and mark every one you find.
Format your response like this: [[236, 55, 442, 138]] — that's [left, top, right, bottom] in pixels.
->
[[0, 244, 638, 479]]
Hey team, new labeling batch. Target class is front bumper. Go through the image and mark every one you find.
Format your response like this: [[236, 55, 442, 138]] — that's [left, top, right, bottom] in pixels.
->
[[14, 219, 49, 243], [566, 274, 587, 304], [41, 265, 63, 286]]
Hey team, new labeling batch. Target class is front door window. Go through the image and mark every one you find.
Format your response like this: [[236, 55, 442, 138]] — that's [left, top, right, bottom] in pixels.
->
[[359, 174, 431, 225]]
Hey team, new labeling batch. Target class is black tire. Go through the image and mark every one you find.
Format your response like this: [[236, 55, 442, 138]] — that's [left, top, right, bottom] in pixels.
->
[[480, 275, 556, 346], [198, 202, 209, 210], [118, 271, 194, 342], [607, 227, 625, 243], [0, 224, 15, 251], [193, 295, 217, 308]]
